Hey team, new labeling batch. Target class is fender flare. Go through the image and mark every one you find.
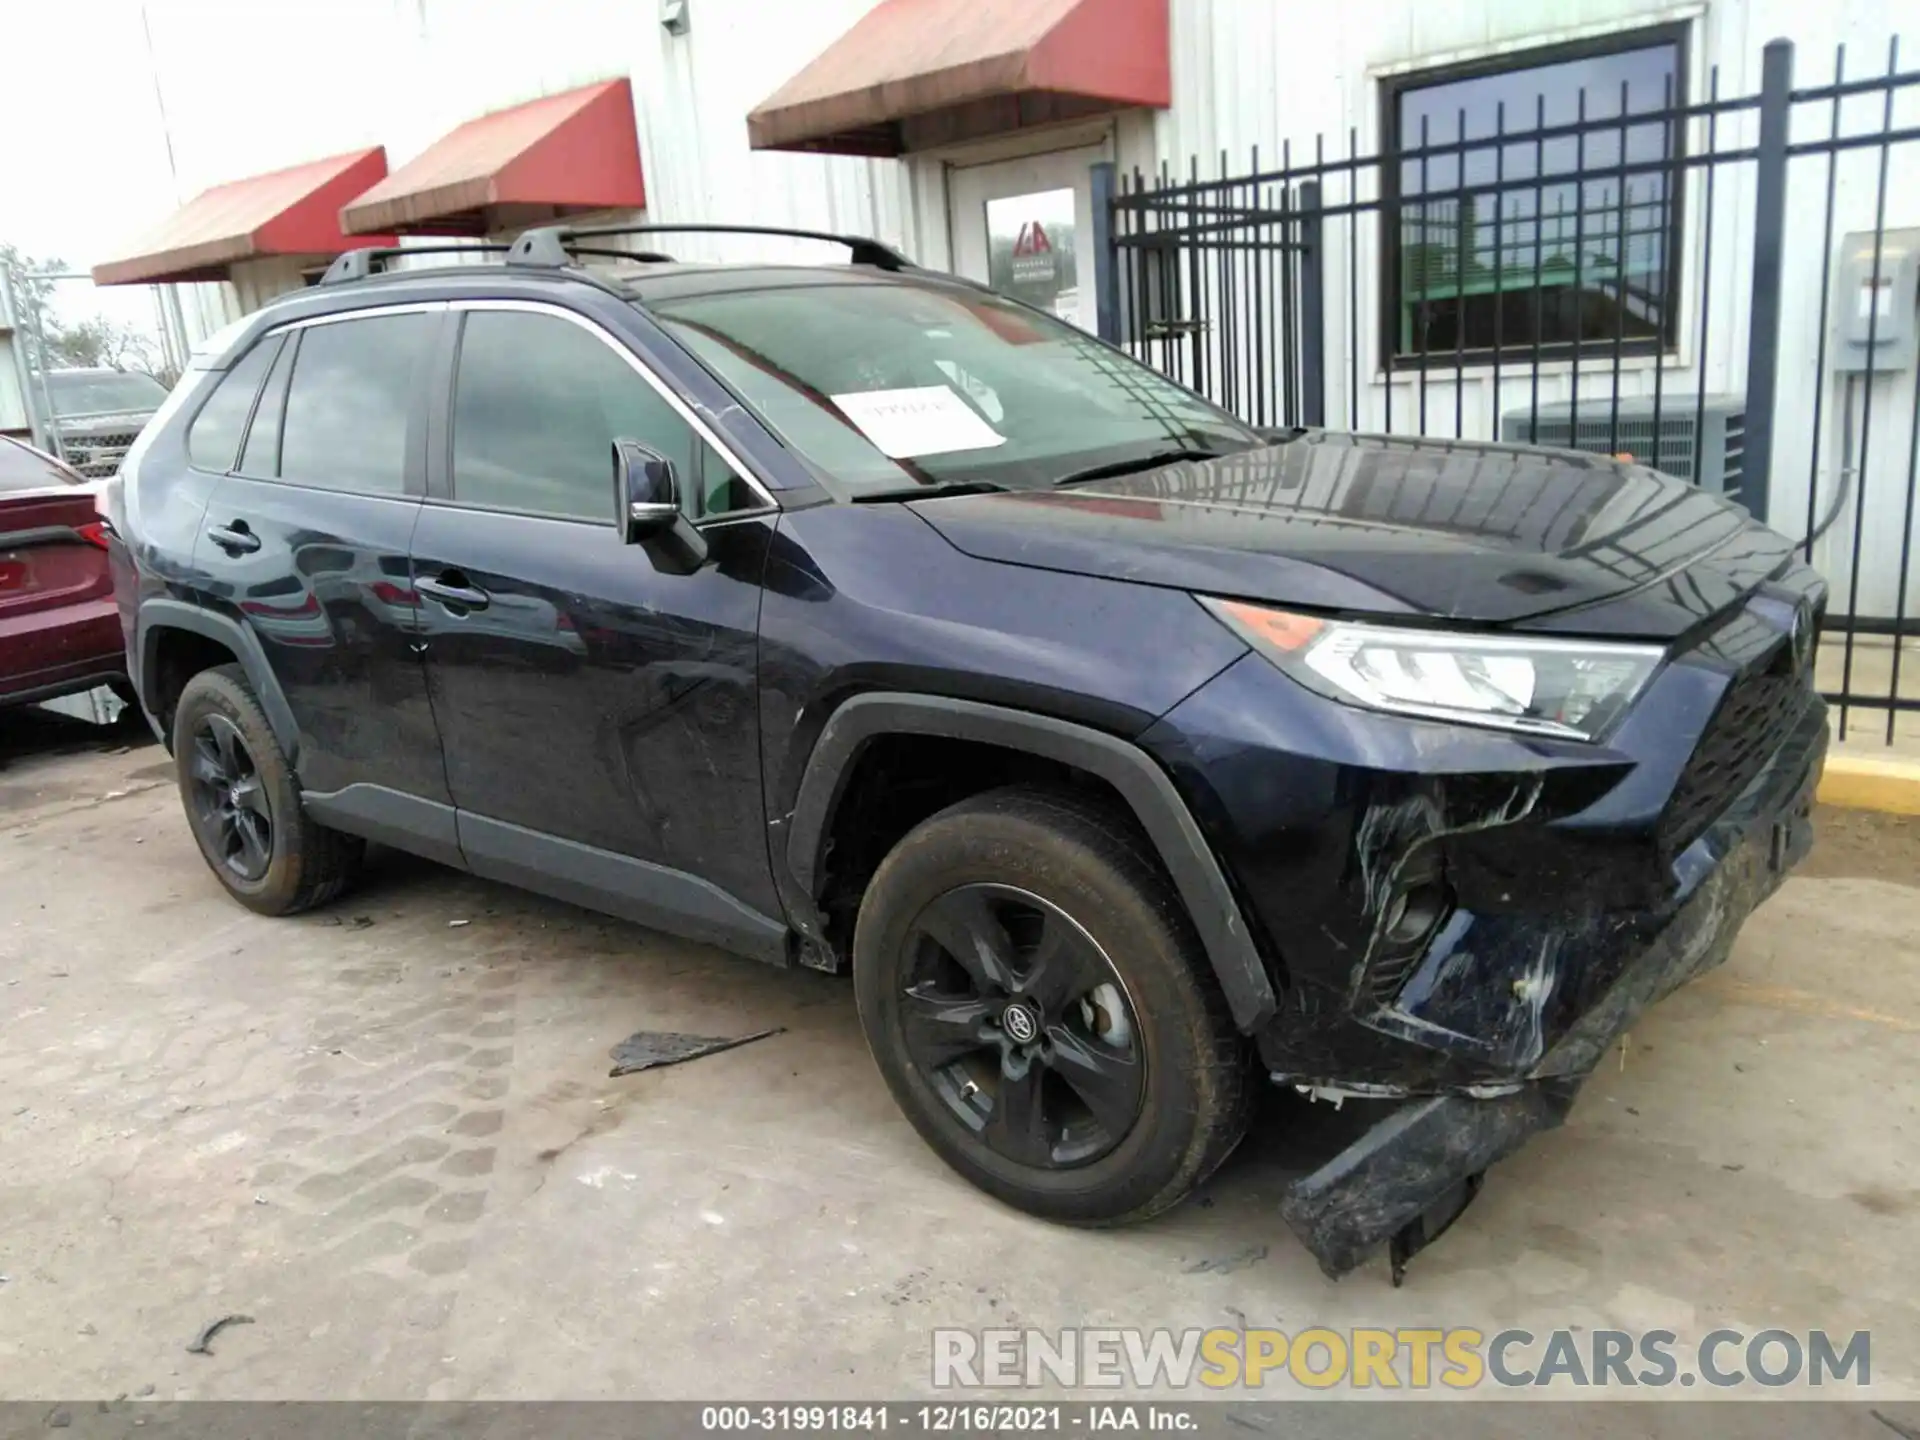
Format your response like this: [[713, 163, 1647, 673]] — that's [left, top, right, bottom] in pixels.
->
[[136, 599, 300, 762], [784, 693, 1277, 1031]]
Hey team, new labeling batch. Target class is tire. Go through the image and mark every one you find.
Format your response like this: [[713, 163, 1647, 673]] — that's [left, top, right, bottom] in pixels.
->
[[853, 786, 1251, 1225], [172, 664, 362, 916]]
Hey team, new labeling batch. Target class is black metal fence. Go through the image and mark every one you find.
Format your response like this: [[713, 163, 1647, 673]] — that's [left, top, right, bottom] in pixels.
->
[[1103, 36, 1919, 745]]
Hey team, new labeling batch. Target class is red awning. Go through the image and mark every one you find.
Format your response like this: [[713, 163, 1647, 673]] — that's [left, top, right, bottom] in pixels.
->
[[340, 78, 646, 237], [93, 148, 394, 286], [747, 0, 1169, 157]]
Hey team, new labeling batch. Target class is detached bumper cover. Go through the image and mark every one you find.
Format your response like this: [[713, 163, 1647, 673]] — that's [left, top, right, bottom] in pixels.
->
[[1280, 699, 1825, 1279]]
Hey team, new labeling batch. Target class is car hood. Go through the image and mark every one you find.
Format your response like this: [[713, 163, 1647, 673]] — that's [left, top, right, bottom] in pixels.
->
[[55, 411, 157, 437], [907, 431, 1801, 638]]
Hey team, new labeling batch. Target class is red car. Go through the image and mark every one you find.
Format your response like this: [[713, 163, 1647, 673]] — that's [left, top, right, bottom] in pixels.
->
[[0, 434, 129, 709]]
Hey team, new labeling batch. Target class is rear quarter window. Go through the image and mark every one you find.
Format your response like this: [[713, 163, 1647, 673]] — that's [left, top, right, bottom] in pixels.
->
[[187, 336, 281, 473]]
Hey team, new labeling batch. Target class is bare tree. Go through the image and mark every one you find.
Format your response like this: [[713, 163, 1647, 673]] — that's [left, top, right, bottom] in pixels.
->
[[45, 316, 163, 375], [0, 243, 64, 344], [2, 244, 171, 382]]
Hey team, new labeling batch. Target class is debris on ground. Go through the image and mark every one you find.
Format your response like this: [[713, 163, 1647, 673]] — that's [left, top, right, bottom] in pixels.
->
[[351, 915, 374, 929], [448, 919, 470, 928], [1183, 1244, 1269, 1276], [185, 1313, 254, 1355], [608, 1026, 784, 1077]]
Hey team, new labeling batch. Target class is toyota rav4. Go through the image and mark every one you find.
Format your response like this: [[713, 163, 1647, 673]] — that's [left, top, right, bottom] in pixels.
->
[[103, 224, 1826, 1282]]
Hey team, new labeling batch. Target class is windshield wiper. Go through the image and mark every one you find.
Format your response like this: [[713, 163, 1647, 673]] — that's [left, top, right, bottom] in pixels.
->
[[1051, 448, 1223, 488], [850, 479, 1013, 504]]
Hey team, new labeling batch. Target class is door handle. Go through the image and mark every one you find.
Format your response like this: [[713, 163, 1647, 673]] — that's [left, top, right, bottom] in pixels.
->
[[206, 521, 260, 555], [416, 575, 491, 611]]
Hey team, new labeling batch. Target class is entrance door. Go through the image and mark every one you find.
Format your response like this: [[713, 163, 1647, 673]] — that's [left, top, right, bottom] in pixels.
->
[[948, 145, 1107, 332]]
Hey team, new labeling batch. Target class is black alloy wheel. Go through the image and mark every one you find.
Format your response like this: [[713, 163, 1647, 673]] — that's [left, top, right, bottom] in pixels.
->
[[898, 882, 1145, 1169], [185, 712, 273, 882]]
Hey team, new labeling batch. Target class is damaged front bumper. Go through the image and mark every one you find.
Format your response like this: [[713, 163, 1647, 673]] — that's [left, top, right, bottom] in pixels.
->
[[1143, 573, 1831, 1282], [1279, 698, 1824, 1281]]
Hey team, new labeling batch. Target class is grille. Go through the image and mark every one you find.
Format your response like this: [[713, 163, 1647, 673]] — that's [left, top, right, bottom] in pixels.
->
[[1659, 645, 1809, 856], [56, 432, 141, 480], [1367, 946, 1427, 1008]]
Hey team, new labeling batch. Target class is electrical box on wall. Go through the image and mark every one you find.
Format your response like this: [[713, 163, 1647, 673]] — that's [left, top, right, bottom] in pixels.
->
[[1833, 227, 1920, 373]]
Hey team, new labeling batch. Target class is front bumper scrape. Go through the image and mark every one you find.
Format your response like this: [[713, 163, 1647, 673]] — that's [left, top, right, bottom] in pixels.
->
[[1278, 1082, 1574, 1285]]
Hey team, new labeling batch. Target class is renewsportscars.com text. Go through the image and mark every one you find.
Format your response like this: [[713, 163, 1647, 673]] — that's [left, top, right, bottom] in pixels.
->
[[932, 1327, 1871, 1392]]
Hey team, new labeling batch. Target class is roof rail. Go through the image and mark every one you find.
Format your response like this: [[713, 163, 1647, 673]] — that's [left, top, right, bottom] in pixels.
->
[[505, 223, 915, 272], [317, 243, 511, 287]]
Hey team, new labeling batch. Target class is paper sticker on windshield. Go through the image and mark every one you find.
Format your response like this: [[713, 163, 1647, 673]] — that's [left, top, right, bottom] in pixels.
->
[[830, 385, 1007, 458]]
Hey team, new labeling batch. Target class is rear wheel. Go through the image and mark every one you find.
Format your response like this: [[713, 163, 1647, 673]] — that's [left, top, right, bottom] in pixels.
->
[[173, 665, 362, 915], [853, 787, 1251, 1225]]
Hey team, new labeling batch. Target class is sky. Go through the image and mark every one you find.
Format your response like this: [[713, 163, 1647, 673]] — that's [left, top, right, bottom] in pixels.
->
[[0, 0, 420, 339], [0, 1, 185, 267]]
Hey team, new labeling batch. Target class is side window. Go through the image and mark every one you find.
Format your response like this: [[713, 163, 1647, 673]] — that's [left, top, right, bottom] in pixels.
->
[[452, 309, 729, 523], [238, 331, 298, 477], [696, 438, 758, 519], [279, 312, 435, 494], [186, 336, 280, 473]]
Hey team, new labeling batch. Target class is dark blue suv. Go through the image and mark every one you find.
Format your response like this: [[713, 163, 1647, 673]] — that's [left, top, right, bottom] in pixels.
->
[[104, 225, 1826, 1282]]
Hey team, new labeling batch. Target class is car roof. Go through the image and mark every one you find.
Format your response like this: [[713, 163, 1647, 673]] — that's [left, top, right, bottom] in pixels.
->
[[204, 259, 976, 366], [614, 262, 953, 305]]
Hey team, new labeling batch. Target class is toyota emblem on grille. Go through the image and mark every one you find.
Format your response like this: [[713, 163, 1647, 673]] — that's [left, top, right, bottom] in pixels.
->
[[1790, 597, 1815, 674]]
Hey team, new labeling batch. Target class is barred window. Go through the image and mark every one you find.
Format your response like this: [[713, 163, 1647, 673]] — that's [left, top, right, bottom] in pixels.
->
[[1382, 26, 1687, 367]]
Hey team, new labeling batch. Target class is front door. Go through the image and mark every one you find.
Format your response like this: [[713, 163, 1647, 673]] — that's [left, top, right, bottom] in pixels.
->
[[948, 144, 1107, 332], [408, 301, 784, 951]]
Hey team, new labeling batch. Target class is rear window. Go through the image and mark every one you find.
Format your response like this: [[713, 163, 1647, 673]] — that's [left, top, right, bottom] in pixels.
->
[[278, 314, 435, 494], [0, 437, 80, 492]]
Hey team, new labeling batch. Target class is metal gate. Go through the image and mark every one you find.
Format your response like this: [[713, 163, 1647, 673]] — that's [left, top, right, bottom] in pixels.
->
[[1102, 35, 1920, 745], [1108, 167, 1324, 432], [0, 263, 185, 478]]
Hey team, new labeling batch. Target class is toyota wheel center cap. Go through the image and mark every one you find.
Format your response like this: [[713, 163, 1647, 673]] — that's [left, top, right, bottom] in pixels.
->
[[1001, 1001, 1040, 1045]]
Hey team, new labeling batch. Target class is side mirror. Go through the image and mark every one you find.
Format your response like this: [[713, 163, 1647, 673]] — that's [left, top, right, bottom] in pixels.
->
[[612, 437, 708, 573], [614, 438, 680, 541]]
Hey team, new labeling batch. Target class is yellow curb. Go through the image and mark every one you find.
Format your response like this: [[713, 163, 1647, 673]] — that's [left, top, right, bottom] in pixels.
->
[[1817, 755, 1920, 815]]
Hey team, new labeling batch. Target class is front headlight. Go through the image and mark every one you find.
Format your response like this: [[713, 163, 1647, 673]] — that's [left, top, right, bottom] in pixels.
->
[[1201, 597, 1664, 741]]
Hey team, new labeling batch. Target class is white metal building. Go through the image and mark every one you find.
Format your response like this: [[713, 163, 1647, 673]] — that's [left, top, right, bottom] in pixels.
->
[[92, 0, 1918, 621]]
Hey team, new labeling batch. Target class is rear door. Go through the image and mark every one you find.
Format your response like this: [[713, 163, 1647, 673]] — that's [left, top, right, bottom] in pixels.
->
[[193, 306, 458, 861], [408, 300, 783, 945]]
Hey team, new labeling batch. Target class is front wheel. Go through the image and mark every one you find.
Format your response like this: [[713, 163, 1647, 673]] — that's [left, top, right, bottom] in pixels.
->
[[853, 787, 1251, 1225]]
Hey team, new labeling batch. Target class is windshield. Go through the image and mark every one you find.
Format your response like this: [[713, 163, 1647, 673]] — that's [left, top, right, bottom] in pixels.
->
[[45, 371, 168, 418], [650, 280, 1263, 492]]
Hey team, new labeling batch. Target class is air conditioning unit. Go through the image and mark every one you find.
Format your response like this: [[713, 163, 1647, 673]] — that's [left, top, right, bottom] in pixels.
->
[[1500, 395, 1747, 501]]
